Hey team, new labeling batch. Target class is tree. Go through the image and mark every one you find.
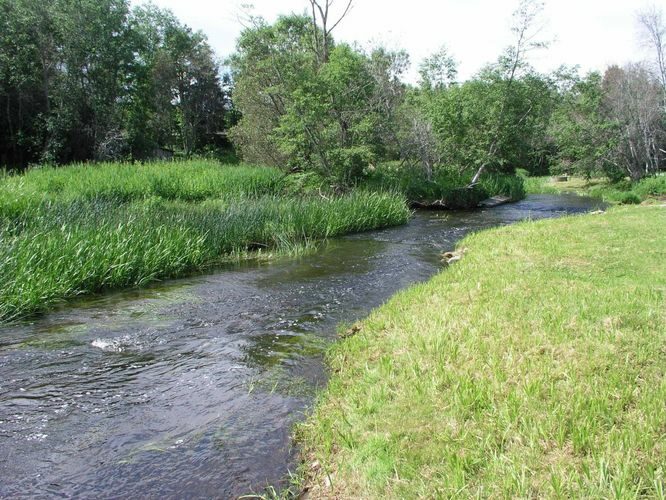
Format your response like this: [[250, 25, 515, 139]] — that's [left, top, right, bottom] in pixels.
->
[[228, 14, 316, 167], [469, 0, 549, 183], [417, 70, 555, 176], [638, 5, 666, 95], [308, 0, 353, 63], [229, 11, 406, 185], [0, 0, 229, 168], [0, 0, 56, 166], [418, 46, 457, 90], [49, 0, 135, 162], [601, 64, 664, 180], [549, 71, 620, 180]]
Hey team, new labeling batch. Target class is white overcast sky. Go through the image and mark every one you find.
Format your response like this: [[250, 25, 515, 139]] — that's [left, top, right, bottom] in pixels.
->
[[133, 0, 662, 82]]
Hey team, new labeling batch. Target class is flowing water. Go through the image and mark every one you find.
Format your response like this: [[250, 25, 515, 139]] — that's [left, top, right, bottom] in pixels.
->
[[0, 194, 604, 498]]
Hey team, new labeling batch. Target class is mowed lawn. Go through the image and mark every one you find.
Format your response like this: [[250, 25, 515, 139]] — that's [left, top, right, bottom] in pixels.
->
[[299, 206, 666, 498]]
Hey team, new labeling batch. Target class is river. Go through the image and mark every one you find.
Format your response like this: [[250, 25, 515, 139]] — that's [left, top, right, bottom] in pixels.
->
[[0, 194, 604, 498]]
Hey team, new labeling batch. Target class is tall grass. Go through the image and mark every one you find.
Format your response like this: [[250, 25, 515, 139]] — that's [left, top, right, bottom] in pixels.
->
[[523, 175, 561, 194], [478, 172, 526, 201], [0, 192, 409, 322], [0, 161, 284, 222]]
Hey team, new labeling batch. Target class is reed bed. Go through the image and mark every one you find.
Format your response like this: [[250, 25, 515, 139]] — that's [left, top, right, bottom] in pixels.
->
[[0, 191, 409, 322], [0, 161, 284, 222]]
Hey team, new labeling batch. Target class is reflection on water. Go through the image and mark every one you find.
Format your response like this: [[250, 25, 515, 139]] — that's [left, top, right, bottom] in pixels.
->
[[0, 194, 604, 498]]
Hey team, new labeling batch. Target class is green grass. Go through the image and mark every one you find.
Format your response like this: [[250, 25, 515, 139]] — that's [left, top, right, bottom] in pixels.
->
[[526, 174, 666, 204], [0, 161, 284, 220], [0, 162, 410, 322], [298, 206, 666, 498]]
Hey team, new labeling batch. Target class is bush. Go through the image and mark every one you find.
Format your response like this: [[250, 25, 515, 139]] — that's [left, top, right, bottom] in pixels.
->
[[632, 174, 666, 198], [280, 171, 328, 197], [618, 192, 641, 205], [328, 146, 376, 186]]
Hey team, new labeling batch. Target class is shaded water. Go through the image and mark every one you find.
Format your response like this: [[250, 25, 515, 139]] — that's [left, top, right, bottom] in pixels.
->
[[0, 195, 604, 498]]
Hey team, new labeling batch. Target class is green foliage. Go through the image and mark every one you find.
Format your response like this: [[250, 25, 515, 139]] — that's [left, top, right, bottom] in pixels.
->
[[631, 174, 666, 198], [0, 0, 229, 168], [229, 15, 407, 186], [0, 161, 283, 214], [413, 70, 556, 176], [0, 162, 410, 321], [364, 163, 525, 208], [523, 176, 561, 194], [525, 174, 666, 204], [550, 66, 665, 182], [418, 46, 457, 90], [616, 191, 642, 204], [278, 171, 328, 197], [327, 146, 376, 185], [549, 72, 621, 180], [479, 172, 527, 200]]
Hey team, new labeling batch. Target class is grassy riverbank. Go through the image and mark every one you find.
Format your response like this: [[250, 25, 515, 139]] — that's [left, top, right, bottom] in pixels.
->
[[298, 205, 666, 498], [525, 175, 666, 204], [366, 163, 526, 208], [0, 161, 410, 322]]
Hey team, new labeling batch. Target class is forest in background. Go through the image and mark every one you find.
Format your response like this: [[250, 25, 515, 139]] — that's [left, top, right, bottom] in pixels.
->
[[0, 0, 231, 167], [1, 0, 665, 187]]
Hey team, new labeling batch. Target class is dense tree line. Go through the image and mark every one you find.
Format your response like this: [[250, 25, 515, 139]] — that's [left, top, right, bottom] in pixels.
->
[[1, 0, 664, 184], [0, 0, 228, 169], [230, 0, 665, 186]]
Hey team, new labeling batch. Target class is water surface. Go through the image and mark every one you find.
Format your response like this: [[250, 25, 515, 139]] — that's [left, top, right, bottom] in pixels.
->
[[0, 194, 604, 498]]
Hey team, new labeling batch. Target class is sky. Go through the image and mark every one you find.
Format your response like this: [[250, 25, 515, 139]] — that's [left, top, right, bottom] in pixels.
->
[[132, 0, 662, 82]]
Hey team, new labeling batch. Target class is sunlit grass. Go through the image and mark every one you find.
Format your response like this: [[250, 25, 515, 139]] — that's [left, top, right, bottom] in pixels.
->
[[298, 206, 666, 498], [0, 162, 410, 322], [0, 161, 284, 221], [525, 175, 666, 204]]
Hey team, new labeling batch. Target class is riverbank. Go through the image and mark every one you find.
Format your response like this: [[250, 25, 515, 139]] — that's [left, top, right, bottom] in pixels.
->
[[0, 161, 530, 322], [0, 195, 600, 498], [0, 161, 409, 322], [366, 162, 526, 209], [525, 175, 666, 205], [298, 205, 666, 498]]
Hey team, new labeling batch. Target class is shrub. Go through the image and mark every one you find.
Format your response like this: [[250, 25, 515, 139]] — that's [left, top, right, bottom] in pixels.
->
[[618, 192, 641, 205], [632, 174, 666, 198], [515, 168, 530, 178], [328, 146, 376, 186]]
